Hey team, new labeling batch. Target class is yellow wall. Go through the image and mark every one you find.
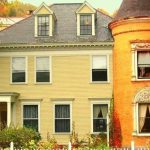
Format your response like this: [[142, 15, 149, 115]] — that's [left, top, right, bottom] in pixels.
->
[[78, 5, 94, 14], [110, 18, 150, 146], [0, 49, 112, 143], [36, 6, 52, 15]]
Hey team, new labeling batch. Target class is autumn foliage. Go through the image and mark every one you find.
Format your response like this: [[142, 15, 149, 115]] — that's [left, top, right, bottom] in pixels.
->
[[0, 0, 36, 17]]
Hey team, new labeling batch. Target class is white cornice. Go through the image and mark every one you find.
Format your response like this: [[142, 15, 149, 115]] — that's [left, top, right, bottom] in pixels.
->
[[0, 42, 113, 49]]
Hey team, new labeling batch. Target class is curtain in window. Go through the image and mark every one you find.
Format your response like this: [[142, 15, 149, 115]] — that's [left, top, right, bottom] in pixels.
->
[[92, 56, 107, 69], [12, 57, 25, 72], [93, 104, 108, 132], [139, 104, 147, 132], [138, 52, 150, 66], [55, 105, 70, 132], [23, 105, 38, 131], [36, 57, 49, 71]]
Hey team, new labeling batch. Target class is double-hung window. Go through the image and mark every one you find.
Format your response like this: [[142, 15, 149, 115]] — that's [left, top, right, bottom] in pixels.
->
[[38, 16, 49, 36], [12, 57, 26, 83], [137, 51, 150, 79], [80, 15, 92, 35], [92, 104, 108, 133], [36, 56, 50, 83], [55, 104, 70, 133], [138, 103, 150, 133], [23, 104, 39, 131], [92, 55, 108, 82]]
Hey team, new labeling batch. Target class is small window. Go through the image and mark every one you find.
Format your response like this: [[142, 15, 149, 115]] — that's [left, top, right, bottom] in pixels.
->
[[12, 57, 26, 83], [55, 104, 70, 133], [38, 16, 49, 36], [36, 56, 50, 83], [80, 15, 92, 35], [137, 51, 150, 79], [92, 56, 107, 82], [93, 104, 108, 133], [23, 105, 39, 131], [138, 103, 150, 133]]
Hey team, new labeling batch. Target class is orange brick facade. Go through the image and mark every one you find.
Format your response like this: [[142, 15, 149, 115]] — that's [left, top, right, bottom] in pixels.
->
[[110, 19, 150, 146]]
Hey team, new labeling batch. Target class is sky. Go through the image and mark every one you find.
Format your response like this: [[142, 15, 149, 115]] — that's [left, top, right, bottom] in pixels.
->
[[8, 0, 123, 14]]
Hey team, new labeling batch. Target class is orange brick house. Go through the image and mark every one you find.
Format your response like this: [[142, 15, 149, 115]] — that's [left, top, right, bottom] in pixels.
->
[[109, 0, 150, 147]]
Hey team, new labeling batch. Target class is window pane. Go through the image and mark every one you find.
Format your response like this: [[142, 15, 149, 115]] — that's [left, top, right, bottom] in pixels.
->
[[139, 104, 150, 133], [55, 119, 70, 132], [36, 57, 50, 82], [24, 120, 38, 131], [92, 69, 107, 81], [55, 105, 70, 118], [23, 105, 38, 118], [137, 52, 150, 79], [80, 15, 92, 35], [55, 105, 70, 133], [38, 16, 49, 36], [93, 104, 108, 132], [12, 72, 25, 82], [12, 57, 25, 83], [23, 105, 38, 131], [93, 56, 107, 69]]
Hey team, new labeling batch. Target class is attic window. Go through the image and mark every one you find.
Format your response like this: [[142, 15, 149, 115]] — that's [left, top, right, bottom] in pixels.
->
[[38, 16, 49, 36], [80, 15, 92, 35]]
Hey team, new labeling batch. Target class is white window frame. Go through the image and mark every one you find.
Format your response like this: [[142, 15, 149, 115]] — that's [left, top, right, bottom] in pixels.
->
[[90, 55, 110, 83], [77, 13, 95, 36], [21, 102, 40, 132], [10, 56, 28, 84], [91, 100, 110, 134], [34, 56, 52, 84], [53, 101, 72, 134], [35, 15, 52, 37], [131, 44, 150, 81]]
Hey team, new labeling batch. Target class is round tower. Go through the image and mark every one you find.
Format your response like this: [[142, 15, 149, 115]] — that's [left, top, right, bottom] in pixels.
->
[[109, 0, 150, 147]]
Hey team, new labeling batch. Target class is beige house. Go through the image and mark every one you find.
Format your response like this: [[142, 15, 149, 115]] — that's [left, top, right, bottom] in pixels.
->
[[0, 2, 113, 144]]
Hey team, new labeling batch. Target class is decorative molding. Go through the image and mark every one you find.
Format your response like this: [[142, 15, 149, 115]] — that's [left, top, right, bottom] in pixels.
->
[[0, 42, 113, 49], [134, 87, 150, 103], [131, 42, 150, 50]]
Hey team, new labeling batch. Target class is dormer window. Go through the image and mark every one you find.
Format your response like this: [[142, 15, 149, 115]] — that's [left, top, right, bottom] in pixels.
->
[[38, 16, 49, 36], [80, 14, 92, 35], [76, 1, 96, 36], [33, 2, 56, 37]]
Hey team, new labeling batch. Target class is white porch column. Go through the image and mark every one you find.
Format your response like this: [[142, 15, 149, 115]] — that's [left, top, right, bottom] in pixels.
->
[[7, 102, 11, 126]]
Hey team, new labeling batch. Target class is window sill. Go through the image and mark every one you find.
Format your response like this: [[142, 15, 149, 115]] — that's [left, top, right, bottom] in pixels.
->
[[90, 81, 110, 84], [52, 132, 71, 135], [131, 78, 150, 82], [132, 133, 150, 137], [10, 83, 28, 85], [91, 132, 107, 135], [35, 82, 52, 85]]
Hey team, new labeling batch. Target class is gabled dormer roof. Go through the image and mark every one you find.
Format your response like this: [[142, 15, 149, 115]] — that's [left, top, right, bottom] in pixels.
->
[[76, 1, 96, 14], [114, 0, 150, 21], [33, 2, 54, 15]]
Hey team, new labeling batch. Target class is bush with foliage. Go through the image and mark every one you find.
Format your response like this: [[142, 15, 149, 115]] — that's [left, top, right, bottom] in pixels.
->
[[0, 126, 41, 149]]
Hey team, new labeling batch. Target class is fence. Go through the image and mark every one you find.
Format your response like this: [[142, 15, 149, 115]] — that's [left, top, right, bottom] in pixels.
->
[[9, 141, 150, 150]]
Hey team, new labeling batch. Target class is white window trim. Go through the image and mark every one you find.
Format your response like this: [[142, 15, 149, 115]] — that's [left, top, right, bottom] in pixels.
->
[[91, 100, 110, 134], [77, 13, 95, 36], [133, 103, 150, 136], [21, 101, 40, 132], [34, 15, 53, 37], [90, 55, 110, 83], [131, 49, 150, 81], [34, 56, 52, 84], [53, 101, 72, 134], [10, 56, 28, 84]]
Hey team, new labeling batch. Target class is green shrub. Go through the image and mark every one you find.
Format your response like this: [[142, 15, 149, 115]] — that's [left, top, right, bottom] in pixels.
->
[[0, 126, 41, 149]]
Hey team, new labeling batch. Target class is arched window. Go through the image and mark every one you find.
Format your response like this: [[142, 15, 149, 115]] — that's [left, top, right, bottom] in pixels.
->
[[133, 87, 150, 135]]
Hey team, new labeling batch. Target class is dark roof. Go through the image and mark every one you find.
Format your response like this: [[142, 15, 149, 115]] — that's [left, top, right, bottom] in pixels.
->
[[114, 0, 150, 21], [0, 3, 113, 44]]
